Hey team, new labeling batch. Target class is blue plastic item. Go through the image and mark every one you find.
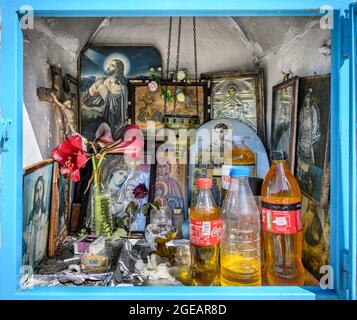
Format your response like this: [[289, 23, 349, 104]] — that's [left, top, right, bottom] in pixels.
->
[[230, 167, 251, 177]]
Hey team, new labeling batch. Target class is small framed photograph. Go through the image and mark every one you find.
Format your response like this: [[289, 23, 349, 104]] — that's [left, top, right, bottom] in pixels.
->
[[101, 154, 155, 235], [23, 159, 54, 269], [48, 162, 70, 257], [295, 74, 330, 208], [271, 76, 299, 171], [202, 69, 266, 146], [128, 80, 209, 135]]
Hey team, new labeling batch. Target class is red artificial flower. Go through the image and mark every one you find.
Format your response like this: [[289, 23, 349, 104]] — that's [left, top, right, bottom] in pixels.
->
[[124, 124, 144, 147], [105, 124, 145, 160], [133, 183, 148, 199], [107, 137, 144, 161], [52, 134, 89, 182]]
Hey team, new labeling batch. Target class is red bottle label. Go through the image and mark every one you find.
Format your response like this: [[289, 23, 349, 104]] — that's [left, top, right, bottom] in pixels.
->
[[221, 164, 255, 190], [190, 218, 221, 246], [261, 202, 302, 235]]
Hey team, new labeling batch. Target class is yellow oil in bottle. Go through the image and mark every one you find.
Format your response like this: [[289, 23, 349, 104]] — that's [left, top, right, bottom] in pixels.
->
[[220, 253, 261, 286], [219, 167, 261, 287], [190, 178, 221, 286], [222, 136, 256, 201], [261, 151, 305, 286]]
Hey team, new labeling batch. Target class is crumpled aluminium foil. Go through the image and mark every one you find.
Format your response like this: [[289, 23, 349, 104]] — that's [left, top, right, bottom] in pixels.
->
[[112, 239, 187, 286], [21, 270, 113, 288], [25, 236, 125, 287], [24, 238, 189, 287]]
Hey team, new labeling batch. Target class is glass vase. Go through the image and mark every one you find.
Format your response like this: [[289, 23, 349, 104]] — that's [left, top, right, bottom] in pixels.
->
[[87, 182, 114, 237]]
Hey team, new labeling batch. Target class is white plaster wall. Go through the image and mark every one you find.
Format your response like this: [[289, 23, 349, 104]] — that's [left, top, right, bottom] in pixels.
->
[[91, 17, 257, 73], [23, 103, 42, 168], [23, 18, 103, 166]]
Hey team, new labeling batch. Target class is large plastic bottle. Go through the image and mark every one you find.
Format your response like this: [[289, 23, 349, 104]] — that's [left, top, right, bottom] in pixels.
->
[[221, 136, 256, 201], [190, 178, 220, 286], [261, 151, 304, 286], [220, 167, 261, 286]]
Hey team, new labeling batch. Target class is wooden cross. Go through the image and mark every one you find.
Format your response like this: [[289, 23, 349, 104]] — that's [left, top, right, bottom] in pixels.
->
[[37, 65, 77, 141], [37, 65, 74, 103]]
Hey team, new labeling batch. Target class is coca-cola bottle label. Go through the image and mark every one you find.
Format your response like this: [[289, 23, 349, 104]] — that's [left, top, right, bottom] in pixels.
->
[[261, 202, 302, 234], [190, 218, 221, 246], [221, 164, 256, 190]]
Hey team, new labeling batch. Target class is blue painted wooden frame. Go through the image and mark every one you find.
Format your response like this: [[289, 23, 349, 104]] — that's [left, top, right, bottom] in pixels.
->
[[0, 0, 355, 300]]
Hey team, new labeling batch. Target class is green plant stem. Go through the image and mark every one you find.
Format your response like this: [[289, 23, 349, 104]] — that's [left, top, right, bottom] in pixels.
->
[[90, 141, 98, 155], [97, 151, 107, 170], [91, 155, 103, 235]]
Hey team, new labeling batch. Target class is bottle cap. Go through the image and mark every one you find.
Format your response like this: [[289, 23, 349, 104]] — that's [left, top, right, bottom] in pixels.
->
[[196, 178, 212, 189], [272, 151, 286, 161], [230, 166, 250, 177]]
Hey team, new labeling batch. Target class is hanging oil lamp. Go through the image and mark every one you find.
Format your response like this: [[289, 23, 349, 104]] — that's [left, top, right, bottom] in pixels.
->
[[162, 17, 201, 130]]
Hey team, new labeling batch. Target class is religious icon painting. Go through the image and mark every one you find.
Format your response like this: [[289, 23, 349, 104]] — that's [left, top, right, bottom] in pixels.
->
[[48, 162, 70, 257], [79, 45, 162, 141], [155, 144, 188, 221], [295, 74, 330, 208], [201, 69, 266, 146], [23, 160, 54, 269], [301, 195, 330, 280], [128, 81, 208, 137], [271, 76, 299, 171], [100, 154, 155, 235]]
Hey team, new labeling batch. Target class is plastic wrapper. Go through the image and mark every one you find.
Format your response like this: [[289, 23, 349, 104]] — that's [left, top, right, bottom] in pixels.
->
[[113, 239, 189, 286], [113, 239, 151, 285]]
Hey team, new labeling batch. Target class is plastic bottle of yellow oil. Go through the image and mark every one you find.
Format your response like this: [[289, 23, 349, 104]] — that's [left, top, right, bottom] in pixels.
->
[[261, 151, 304, 286], [221, 136, 256, 201], [220, 167, 261, 286], [190, 178, 220, 286]]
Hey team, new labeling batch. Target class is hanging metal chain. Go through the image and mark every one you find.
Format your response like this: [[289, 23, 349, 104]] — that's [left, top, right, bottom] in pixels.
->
[[165, 17, 173, 79], [164, 17, 173, 114], [174, 17, 182, 77], [173, 17, 182, 113], [193, 17, 199, 115]]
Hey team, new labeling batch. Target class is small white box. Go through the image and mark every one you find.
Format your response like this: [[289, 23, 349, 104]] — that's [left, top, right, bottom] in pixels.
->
[[88, 236, 106, 255]]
